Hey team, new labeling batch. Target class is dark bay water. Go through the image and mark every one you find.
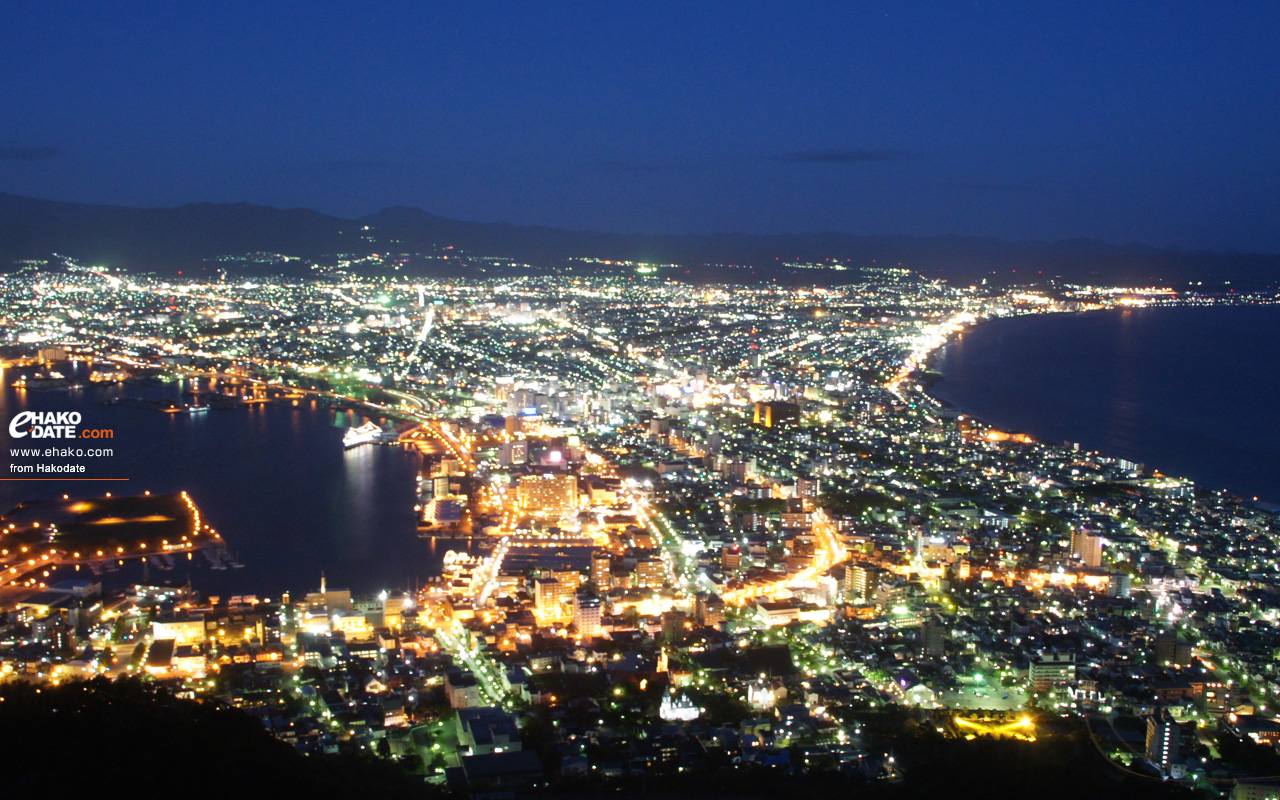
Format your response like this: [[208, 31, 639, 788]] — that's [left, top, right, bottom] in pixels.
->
[[932, 304, 1280, 504], [0, 370, 448, 599]]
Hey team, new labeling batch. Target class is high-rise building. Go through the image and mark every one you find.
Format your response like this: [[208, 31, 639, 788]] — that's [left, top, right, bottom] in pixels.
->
[[549, 569, 582, 596], [534, 578, 562, 614], [517, 474, 578, 516], [513, 389, 537, 415], [720, 459, 749, 484], [921, 618, 947, 657], [1146, 709, 1182, 775], [499, 440, 529, 466], [781, 507, 812, 531], [634, 557, 666, 589], [847, 562, 885, 602], [1030, 652, 1076, 691], [661, 610, 688, 640], [1154, 632, 1193, 668], [795, 476, 821, 499], [1109, 572, 1132, 598], [433, 475, 453, 498], [721, 544, 742, 570], [695, 592, 725, 628], [590, 550, 612, 589], [573, 593, 602, 638], [1071, 528, 1104, 568], [705, 431, 723, 455]]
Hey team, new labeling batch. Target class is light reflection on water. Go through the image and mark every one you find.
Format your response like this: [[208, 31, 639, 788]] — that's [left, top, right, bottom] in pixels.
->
[[0, 363, 442, 598], [933, 305, 1280, 503]]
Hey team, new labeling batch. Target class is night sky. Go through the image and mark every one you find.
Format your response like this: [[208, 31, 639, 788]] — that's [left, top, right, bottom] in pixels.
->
[[2, 2, 1277, 251]]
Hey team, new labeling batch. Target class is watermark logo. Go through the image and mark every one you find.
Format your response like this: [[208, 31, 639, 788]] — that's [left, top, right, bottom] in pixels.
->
[[8, 411, 113, 439], [7, 410, 118, 477]]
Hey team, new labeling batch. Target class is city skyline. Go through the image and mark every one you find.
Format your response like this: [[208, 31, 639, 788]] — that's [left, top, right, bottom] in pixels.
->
[[1, 245, 1277, 794], [3, 3, 1279, 796], [1, 265, 1277, 795]]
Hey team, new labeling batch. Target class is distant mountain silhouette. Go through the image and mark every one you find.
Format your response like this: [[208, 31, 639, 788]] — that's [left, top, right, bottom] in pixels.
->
[[1, 193, 1277, 287], [0, 194, 347, 275]]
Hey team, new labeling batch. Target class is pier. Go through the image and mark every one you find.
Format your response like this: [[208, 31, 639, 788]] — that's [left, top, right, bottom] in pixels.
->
[[0, 492, 230, 602]]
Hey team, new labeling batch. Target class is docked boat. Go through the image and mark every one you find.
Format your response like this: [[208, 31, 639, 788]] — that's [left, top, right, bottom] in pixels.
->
[[13, 371, 86, 391], [343, 421, 381, 448]]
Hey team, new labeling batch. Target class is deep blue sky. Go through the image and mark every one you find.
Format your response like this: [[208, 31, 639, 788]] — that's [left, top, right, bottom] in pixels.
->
[[2, 2, 1277, 250]]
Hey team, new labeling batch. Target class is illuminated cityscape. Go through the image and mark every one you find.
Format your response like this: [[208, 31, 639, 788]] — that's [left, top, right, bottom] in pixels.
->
[[3, 4, 1280, 795], [0, 255, 1278, 796]]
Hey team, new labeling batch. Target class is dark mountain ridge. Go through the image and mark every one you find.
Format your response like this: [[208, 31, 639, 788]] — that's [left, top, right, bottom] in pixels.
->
[[2, 193, 1276, 287]]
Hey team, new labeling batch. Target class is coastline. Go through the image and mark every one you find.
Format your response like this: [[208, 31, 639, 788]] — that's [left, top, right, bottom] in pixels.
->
[[912, 304, 1280, 507], [0, 370, 437, 598]]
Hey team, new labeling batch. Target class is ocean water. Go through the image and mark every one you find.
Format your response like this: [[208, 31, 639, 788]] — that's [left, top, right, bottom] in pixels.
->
[[932, 304, 1280, 504], [0, 370, 448, 598]]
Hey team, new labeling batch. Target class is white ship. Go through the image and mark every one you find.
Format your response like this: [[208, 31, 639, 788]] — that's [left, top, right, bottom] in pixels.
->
[[343, 421, 381, 449]]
